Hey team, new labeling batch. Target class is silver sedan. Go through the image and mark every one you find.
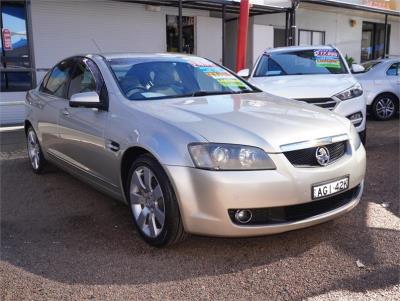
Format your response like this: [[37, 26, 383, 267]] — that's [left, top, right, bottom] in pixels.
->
[[25, 53, 366, 247]]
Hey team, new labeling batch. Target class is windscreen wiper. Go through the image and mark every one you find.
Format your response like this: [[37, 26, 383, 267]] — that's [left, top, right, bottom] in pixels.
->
[[191, 91, 231, 97]]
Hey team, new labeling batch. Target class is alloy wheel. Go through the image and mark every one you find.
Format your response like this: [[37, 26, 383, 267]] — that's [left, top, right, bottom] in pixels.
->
[[376, 97, 395, 119], [129, 166, 166, 238], [27, 129, 41, 170]]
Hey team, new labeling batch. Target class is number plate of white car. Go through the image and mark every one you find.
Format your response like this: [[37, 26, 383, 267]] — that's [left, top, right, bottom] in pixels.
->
[[312, 176, 349, 200]]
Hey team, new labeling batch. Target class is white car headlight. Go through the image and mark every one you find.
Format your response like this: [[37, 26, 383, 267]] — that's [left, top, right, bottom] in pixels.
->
[[350, 125, 362, 150], [334, 83, 363, 101], [188, 143, 276, 170]]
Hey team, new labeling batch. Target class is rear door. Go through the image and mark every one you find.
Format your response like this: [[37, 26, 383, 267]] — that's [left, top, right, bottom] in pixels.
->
[[57, 57, 118, 190], [35, 59, 74, 154]]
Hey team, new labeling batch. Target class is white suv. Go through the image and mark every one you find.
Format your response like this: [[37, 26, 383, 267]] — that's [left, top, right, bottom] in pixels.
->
[[239, 46, 367, 143]]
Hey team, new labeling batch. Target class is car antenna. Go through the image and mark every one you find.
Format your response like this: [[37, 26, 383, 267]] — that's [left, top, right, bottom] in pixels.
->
[[91, 39, 102, 53]]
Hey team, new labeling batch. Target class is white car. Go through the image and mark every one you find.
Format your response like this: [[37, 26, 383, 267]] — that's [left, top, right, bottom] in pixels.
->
[[354, 58, 399, 121], [239, 46, 367, 143]]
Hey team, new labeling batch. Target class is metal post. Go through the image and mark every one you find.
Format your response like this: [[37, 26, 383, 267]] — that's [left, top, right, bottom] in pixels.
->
[[178, 0, 183, 53], [291, 6, 296, 45], [383, 14, 388, 58], [222, 4, 226, 65], [285, 10, 289, 46]]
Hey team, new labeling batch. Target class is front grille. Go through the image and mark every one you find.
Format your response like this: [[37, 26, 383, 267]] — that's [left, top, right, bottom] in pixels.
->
[[284, 141, 347, 167], [228, 185, 360, 226], [296, 98, 337, 110]]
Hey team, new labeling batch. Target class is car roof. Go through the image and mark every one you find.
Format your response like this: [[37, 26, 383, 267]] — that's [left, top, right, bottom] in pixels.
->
[[264, 45, 336, 54], [96, 52, 196, 60], [364, 57, 399, 64]]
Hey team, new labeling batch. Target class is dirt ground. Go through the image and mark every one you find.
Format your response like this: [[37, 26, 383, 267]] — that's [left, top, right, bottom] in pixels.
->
[[0, 119, 399, 300]]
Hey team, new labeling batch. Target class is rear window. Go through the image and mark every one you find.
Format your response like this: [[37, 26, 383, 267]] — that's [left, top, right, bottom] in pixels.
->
[[254, 49, 348, 77]]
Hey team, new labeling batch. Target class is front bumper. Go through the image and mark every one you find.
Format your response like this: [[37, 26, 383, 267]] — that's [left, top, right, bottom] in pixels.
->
[[333, 95, 366, 133], [164, 144, 366, 237]]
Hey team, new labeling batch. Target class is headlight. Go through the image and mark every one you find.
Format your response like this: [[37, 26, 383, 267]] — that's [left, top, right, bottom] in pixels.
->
[[350, 125, 361, 150], [334, 83, 363, 101], [188, 143, 276, 170]]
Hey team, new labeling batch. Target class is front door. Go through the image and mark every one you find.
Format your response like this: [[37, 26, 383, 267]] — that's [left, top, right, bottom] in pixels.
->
[[57, 57, 117, 190], [387, 62, 400, 95]]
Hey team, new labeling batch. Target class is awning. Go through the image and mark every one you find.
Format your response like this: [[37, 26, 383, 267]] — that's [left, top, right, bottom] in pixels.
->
[[118, 0, 288, 15]]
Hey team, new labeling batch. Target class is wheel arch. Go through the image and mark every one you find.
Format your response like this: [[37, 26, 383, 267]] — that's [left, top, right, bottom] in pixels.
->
[[24, 120, 33, 135], [120, 146, 164, 203], [373, 92, 399, 105]]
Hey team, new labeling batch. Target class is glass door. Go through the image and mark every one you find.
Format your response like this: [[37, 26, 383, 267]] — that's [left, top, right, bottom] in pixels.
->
[[361, 21, 391, 62]]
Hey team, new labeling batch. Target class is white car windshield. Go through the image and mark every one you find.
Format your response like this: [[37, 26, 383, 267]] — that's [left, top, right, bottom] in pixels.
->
[[108, 57, 258, 100], [361, 61, 381, 72], [254, 49, 348, 77]]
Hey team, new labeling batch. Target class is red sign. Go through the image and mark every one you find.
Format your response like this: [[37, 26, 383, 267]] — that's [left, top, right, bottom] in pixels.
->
[[2, 28, 13, 51]]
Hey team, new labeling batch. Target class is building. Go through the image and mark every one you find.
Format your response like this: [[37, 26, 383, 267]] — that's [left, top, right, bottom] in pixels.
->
[[1, 0, 399, 126]]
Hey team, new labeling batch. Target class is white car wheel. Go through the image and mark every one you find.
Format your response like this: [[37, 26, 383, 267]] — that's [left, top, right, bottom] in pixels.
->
[[372, 95, 398, 121]]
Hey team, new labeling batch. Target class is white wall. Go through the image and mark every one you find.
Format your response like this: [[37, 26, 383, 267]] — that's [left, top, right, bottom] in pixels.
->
[[0, 93, 27, 126], [31, 0, 210, 70], [252, 24, 274, 65], [389, 21, 400, 56], [196, 16, 222, 63]]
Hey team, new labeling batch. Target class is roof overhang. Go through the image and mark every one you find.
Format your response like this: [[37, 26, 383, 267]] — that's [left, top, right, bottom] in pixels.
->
[[116, 0, 288, 15]]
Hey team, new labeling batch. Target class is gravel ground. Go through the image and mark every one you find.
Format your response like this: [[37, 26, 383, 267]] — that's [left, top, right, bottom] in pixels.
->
[[0, 119, 399, 300]]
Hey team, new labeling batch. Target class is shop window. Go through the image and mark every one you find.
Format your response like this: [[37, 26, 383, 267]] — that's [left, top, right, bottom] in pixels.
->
[[298, 29, 325, 46], [361, 21, 391, 62], [274, 28, 286, 47], [166, 15, 194, 54], [1, 1, 33, 92]]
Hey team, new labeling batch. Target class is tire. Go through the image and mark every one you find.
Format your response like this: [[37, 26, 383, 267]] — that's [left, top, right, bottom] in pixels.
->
[[371, 94, 398, 121], [359, 129, 367, 146], [26, 127, 46, 174], [126, 154, 187, 247]]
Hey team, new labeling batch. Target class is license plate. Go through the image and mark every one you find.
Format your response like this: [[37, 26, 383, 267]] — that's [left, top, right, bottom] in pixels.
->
[[312, 176, 349, 200]]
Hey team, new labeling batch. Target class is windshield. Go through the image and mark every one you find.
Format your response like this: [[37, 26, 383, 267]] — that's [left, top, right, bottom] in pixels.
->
[[108, 57, 257, 100], [361, 61, 381, 72], [254, 49, 348, 77]]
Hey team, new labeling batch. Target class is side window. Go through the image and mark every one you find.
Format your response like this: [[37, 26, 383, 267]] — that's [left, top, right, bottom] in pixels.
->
[[68, 58, 100, 98], [387, 63, 399, 76], [42, 60, 73, 97]]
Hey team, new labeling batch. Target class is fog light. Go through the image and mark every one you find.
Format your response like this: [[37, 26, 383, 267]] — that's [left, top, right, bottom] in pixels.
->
[[235, 209, 252, 224], [347, 112, 363, 127]]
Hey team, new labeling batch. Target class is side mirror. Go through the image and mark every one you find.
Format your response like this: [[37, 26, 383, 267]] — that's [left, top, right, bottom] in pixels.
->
[[70, 91, 102, 108], [351, 64, 365, 74], [237, 69, 250, 78]]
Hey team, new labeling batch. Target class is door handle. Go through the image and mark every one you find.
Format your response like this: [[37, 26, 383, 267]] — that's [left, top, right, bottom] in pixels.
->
[[62, 108, 70, 116]]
